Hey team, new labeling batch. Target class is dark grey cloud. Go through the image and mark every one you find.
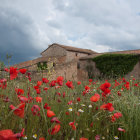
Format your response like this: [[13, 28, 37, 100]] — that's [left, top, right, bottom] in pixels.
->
[[0, 7, 40, 65]]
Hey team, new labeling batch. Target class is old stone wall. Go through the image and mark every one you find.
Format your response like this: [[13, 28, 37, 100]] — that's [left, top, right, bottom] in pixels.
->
[[66, 51, 89, 62], [41, 45, 67, 57], [78, 59, 100, 80], [28, 60, 78, 81], [125, 60, 140, 79]]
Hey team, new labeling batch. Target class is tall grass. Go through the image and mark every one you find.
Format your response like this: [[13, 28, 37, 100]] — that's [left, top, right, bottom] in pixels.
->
[[0, 75, 140, 140]]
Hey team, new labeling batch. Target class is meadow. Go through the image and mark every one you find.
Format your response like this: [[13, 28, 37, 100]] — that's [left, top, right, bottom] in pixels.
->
[[0, 67, 140, 140]]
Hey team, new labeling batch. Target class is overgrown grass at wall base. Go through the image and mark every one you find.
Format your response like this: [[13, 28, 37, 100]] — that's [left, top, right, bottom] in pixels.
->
[[92, 54, 140, 78]]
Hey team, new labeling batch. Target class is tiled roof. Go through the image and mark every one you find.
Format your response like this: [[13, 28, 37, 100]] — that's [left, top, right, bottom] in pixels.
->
[[41, 43, 97, 54]]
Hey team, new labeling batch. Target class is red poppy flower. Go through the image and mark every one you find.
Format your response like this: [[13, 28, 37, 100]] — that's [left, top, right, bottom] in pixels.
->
[[90, 94, 100, 102], [36, 88, 41, 94], [44, 87, 49, 91], [67, 100, 73, 105], [85, 85, 90, 91], [0, 78, 7, 89], [42, 78, 49, 84], [9, 67, 18, 80], [37, 81, 42, 86], [39, 137, 45, 140], [4, 68, 9, 72], [80, 138, 88, 140], [100, 103, 114, 112], [0, 129, 18, 140], [19, 69, 27, 74], [77, 81, 81, 85], [15, 88, 24, 95], [35, 97, 42, 103], [18, 96, 28, 103], [65, 112, 70, 115], [49, 80, 56, 87], [114, 112, 122, 119], [48, 124, 60, 135], [56, 76, 64, 86], [77, 97, 81, 102], [89, 79, 93, 82], [0, 128, 24, 140], [47, 110, 55, 117], [31, 105, 40, 116], [10, 103, 25, 118], [63, 92, 65, 98], [26, 72, 31, 81], [100, 82, 111, 93], [51, 117, 61, 123], [57, 92, 61, 96], [66, 81, 74, 89], [69, 122, 76, 130]]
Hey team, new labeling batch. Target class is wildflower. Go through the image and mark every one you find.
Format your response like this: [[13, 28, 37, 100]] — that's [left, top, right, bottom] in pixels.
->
[[63, 92, 65, 98], [85, 85, 90, 91], [49, 80, 56, 87], [77, 81, 81, 85], [23, 135, 28, 139], [31, 105, 40, 116], [0, 128, 24, 140], [56, 76, 64, 86], [65, 112, 70, 115], [78, 109, 84, 113], [18, 96, 28, 103], [114, 112, 122, 119], [95, 135, 100, 140], [118, 128, 125, 132], [33, 134, 37, 139], [102, 136, 105, 139], [9, 67, 18, 80], [69, 122, 76, 130], [80, 138, 88, 140], [81, 104, 86, 107], [37, 81, 42, 86], [42, 78, 49, 84], [48, 124, 61, 135], [77, 97, 81, 102], [88, 105, 92, 108], [35, 97, 42, 103], [47, 110, 55, 117], [39, 137, 45, 140], [68, 100, 73, 105], [66, 81, 74, 89], [68, 107, 73, 112], [15, 88, 24, 95], [114, 136, 119, 139], [89, 79, 93, 82], [10, 103, 25, 118], [100, 103, 114, 112], [51, 117, 61, 124], [90, 93, 100, 102], [19, 69, 27, 74]]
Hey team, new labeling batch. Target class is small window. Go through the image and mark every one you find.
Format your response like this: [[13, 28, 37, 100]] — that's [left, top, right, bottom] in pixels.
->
[[77, 62, 80, 69], [76, 53, 78, 56], [53, 62, 56, 67]]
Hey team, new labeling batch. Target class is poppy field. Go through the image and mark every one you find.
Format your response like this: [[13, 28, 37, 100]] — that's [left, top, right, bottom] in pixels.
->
[[0, 67, 140, 140]]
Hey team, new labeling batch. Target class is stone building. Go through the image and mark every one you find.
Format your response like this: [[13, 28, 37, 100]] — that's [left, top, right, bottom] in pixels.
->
[[14, 43, 140, 81]]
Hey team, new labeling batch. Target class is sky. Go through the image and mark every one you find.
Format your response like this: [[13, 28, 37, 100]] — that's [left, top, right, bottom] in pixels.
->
[[0, 0, 140, 65]]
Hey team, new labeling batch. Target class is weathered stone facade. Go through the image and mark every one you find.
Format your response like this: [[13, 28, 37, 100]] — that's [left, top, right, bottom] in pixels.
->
[[14, 43, 140, 81]]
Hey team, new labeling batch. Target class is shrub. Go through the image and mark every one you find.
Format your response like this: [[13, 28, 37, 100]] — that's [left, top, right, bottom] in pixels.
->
[[92, 54, 140, 78]]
